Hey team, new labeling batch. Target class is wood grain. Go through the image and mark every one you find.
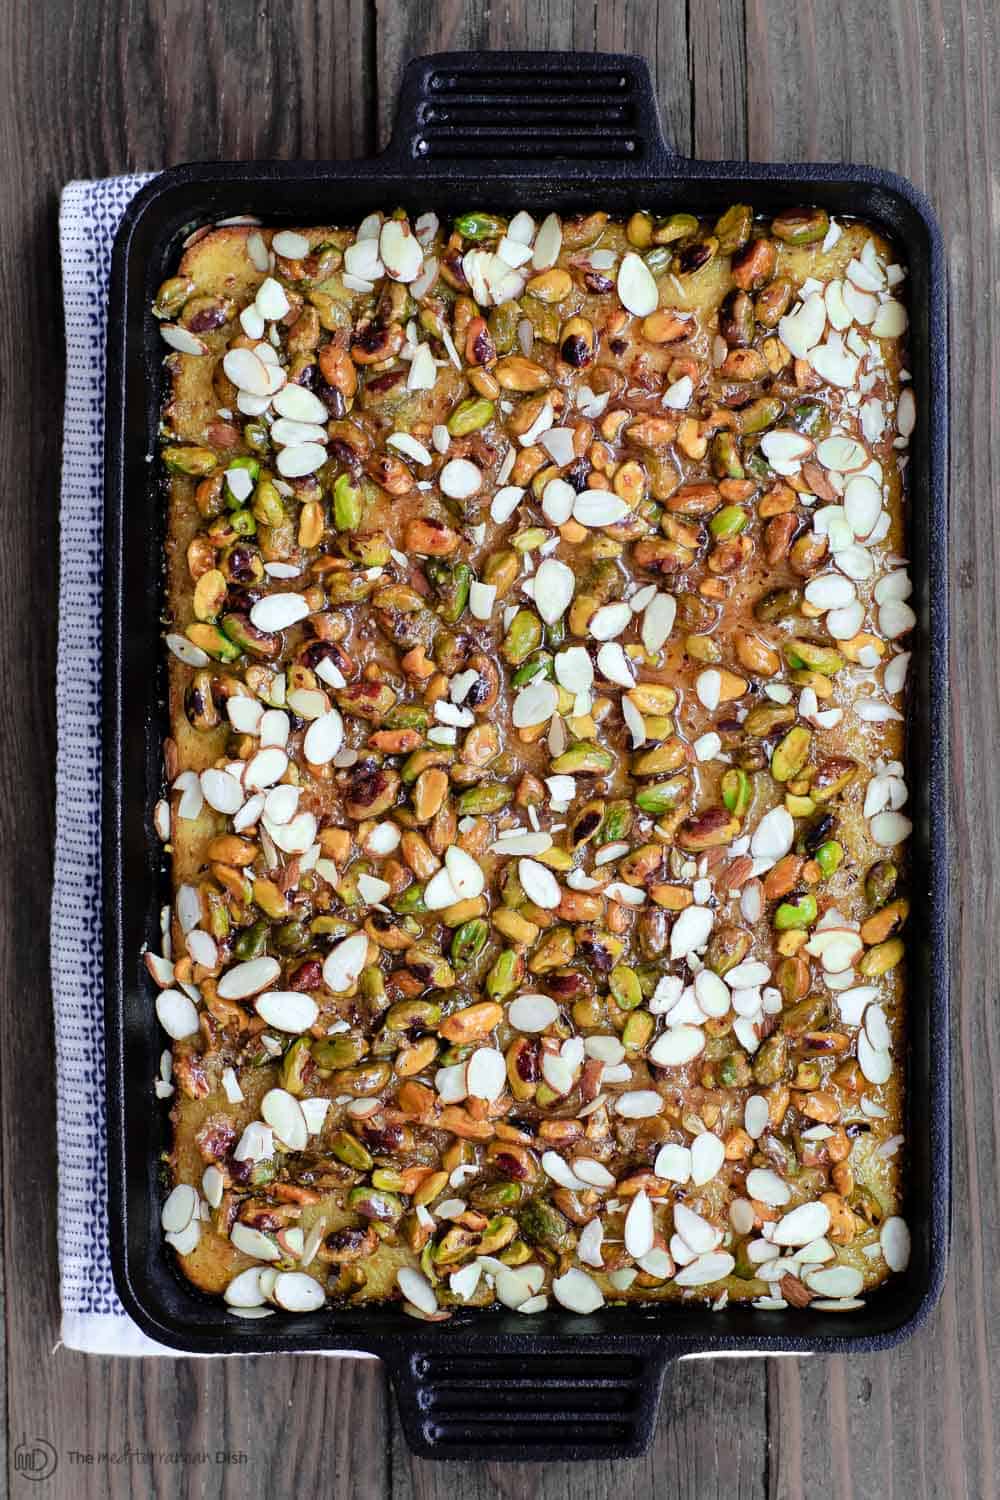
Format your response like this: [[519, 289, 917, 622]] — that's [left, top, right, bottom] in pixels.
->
[[1, 0, 995, 1494], [20, 1352, 388, 1497], [744, 1, 1000, 1497], [687, 0, 747, 159]]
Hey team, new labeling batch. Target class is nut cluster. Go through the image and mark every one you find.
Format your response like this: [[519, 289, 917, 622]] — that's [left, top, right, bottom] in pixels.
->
[[151, 203, 913, 1321]]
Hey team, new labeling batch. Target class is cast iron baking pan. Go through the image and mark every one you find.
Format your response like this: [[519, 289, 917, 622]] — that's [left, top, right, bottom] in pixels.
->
[[102, 51, 950, 1461]]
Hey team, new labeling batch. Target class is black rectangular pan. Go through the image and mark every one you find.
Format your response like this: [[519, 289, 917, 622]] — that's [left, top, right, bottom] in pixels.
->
[[102, 51, 950, 1461]]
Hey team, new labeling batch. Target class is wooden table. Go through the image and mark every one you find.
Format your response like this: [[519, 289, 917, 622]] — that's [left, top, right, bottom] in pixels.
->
[[2, 0, 992, 1493]]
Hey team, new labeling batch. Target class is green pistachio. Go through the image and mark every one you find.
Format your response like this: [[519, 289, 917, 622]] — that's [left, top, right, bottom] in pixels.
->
[[865, 860, 898, 908], [784, 639, 845, 675], [502, 609, 543, 665], [485, 949, 524, 999], [711, 432, 745, 480], [481, 548, 520, 597], [153, 275, 196, 319], [774, 894, 818, 930], [622, 1009, 654, 1051], [454, 211, 507, 241], [450, 919, 489, 969], [714, 203, 753, 254], [706, 925, 751, 976], [448, 397, 495, 436], [815, 840, 844, 877], [313, 1033, 366, 1069], [635, 778, 687, 815], [739, 397, 785, 435], [185, 623, 240, 662], [347, 1186, 403, 1222], [252, 478, 286, 527], [220, 613, 280, 659], [457, 783, 514, 815], [427, 560, 472, 624], [518, 1197, 575, 1251], [771, 726, 812, 783], [721, 768, 752, 817], [473, 1180, 524, 1211], [790, 400, 830, 439], [770, 207, 830, 245], [550, 742, 615, 775], [609, 964, 643, 1011], [330, 1131, 374, 1171], [392, 883, 428, 915], [600, 800, 633, 843], [752, 1033, 788, 1086], [754, 587, 803, 623], [718, 1051, 752, 1087], [233, 919, 268, 961], [163, 445, 217, 477], [333, 473, 363, 531], [387, 999, 442, 1029], [652, 212, 699, 245], [710, 504, 749, 538], [511, 652, 554, 686], [511, 527, 550, 554]]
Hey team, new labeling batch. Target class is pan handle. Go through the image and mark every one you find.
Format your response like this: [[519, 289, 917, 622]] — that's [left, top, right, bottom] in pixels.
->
[[384, 1343, 671, 1461], [383, 51, 674, 172]]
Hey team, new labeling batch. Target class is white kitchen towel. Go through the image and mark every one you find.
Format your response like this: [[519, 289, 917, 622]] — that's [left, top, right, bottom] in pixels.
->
[[54, 175, 376, 1359], [56, 174, 169, 1356]]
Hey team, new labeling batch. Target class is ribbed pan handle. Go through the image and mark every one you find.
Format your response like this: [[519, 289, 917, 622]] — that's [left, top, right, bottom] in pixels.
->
[[386, 1345, 670, 1461], [384, 51, 673, 171]]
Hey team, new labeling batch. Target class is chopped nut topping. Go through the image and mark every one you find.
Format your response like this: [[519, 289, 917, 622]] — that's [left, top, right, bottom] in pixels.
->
[[153, 204, 912, 1318]]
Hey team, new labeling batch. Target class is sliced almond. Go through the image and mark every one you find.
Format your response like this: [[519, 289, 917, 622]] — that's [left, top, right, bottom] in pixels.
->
[[322, 931, 369, 992], [250, 592, 311, 632], [261, 1088, 309, 1151], [380, 218, 424, 282], [624, 1189, 655, 1258], [276, 442, 327, 478], [552, 1267, 604, 1313], [534, 558, 575, 624], [617, 252, 659, 317], [673, 1252, 734, 1287], [649, 1024, 705, 1067], [772, 1200, 831, 1246], [271, 1271, 326, 1312], [160, 323, 209, 356], [222, 347, 272, 396], [255, 990, 318, 1033], [573, 490, 630, 528], [690, 1131, 725, 1186], [218, 957, 281, 1000]]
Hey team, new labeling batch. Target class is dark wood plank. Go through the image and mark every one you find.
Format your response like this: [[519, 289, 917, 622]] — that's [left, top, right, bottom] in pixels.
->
[[744, 1, 999, 1495], [0, 1, 63, 1491], [687, 0, 747, 159], [0, 2, 386, 1496], [15, 1352, 387, 1498], [744, 0, 928, 170]]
